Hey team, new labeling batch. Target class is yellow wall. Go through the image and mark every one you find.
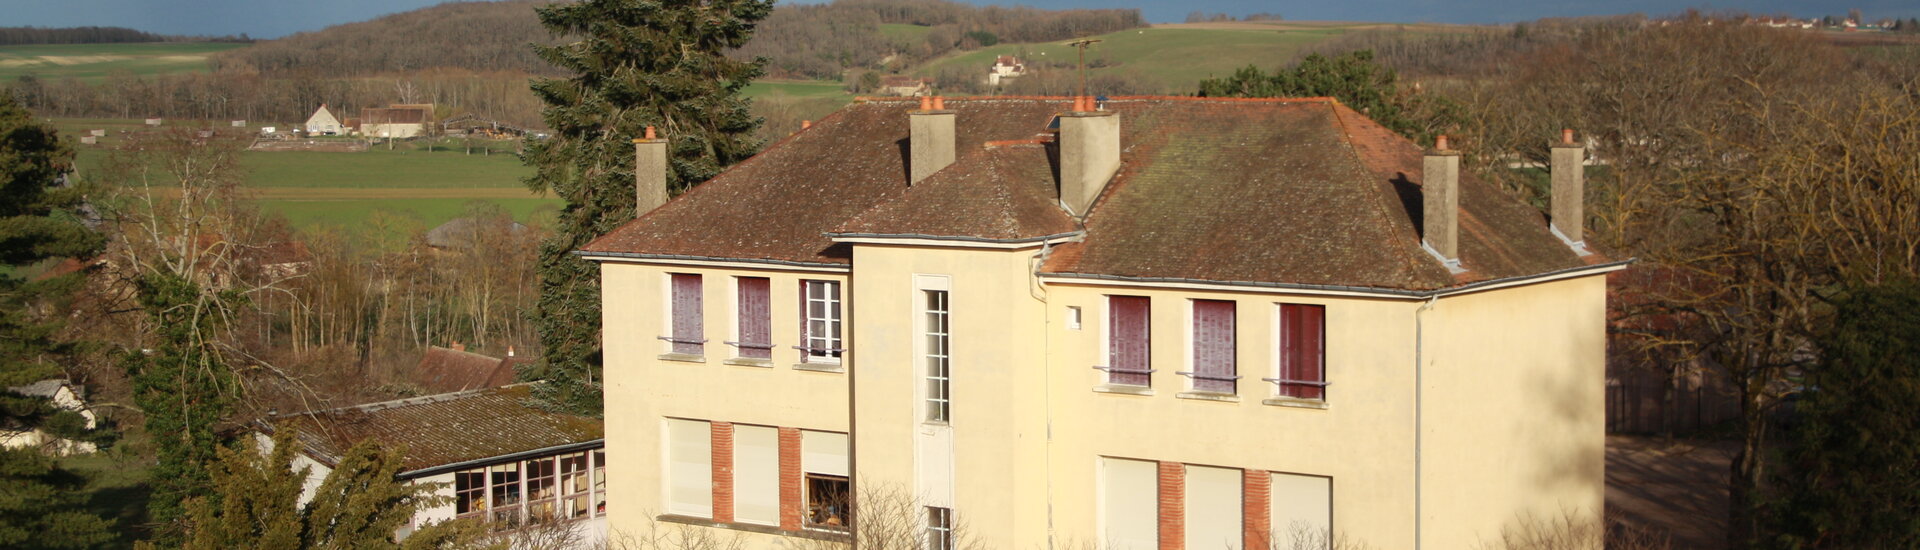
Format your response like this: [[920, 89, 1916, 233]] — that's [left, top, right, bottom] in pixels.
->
[[596, 245, 1608, 549], [599, 260, 852, 541]]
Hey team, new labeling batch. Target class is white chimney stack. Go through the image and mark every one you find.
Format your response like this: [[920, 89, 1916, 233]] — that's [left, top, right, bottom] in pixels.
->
[[909, 96, 955, 185], [1423, 135, 1463, 270], [1059, 96, 1121, 218], [634, 126, 668, 213]]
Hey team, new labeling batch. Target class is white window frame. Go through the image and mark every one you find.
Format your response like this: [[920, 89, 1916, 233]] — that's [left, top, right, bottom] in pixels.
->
[[924, 288, 951, 423], [799, 280, 843, 363], [915, 275, 952, 425], [927, 506, 954, 550]]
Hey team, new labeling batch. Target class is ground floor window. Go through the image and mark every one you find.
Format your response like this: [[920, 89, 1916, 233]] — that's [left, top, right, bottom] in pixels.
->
[[927, 506, 953, 550], [806, 473, 850, 529], [448, 447, 606, 529]]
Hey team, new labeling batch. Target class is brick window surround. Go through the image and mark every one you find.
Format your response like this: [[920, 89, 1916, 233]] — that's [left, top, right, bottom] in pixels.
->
[[1158, 461, 1185, 550]]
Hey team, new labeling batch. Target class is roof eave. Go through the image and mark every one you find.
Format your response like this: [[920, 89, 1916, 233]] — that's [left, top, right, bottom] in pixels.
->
[[1041, 259, 1634, 299], [825, 231, 1083, 249]]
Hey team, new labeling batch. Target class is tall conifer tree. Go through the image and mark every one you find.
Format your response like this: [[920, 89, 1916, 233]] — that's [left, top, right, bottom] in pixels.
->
[[521, 0, 771, 414]]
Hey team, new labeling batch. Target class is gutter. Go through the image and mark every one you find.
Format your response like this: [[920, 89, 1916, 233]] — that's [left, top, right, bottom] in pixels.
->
[[572, 250, 848, 271], [400, 439, 606, 480], [823, 231, 1084, 245], [1041, 259, 1633, 299]]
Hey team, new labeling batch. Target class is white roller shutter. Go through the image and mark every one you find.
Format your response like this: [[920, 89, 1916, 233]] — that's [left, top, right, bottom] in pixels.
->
[[1185, 465, 1243, 550], [801, 430, 848, 476], [665, 419, 712, 517], [1271, 473, 1332, 547], [734, 425, 780, 525], [1101, 457, 1158, 550]]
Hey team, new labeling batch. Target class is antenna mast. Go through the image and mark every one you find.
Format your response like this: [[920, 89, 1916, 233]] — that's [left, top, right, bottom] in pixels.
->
[[1067, 38, 1103, 99]]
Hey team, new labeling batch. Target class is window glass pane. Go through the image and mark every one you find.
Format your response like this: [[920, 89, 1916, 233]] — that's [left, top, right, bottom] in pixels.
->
[[806, 474, 851, 529]]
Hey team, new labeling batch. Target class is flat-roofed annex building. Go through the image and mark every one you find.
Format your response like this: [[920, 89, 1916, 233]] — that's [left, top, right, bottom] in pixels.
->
[[579, 96, 1622, 549]]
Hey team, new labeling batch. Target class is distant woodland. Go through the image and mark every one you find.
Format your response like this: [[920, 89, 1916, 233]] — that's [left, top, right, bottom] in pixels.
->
[[0, 25, 244, 45]]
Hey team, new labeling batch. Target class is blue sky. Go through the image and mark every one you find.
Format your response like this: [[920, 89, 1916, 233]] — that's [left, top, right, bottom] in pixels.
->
[[2, 0, 1915, 39]]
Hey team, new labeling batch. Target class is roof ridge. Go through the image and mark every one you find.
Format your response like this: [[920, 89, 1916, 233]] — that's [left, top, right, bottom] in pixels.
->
[[268, 382, 538, 419]]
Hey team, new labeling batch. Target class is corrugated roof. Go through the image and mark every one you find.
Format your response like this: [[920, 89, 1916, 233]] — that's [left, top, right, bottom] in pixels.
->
[[582, 96, 1595, 291], [261, 384, 601, 474]]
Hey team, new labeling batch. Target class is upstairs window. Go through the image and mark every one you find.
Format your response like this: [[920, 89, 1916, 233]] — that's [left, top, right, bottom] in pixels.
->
[[927, 506, 954, 550], [1102, 295, 1153, 386], [1186, 299, 1238, 393], [800, 280, 843, 362], [664, 273, 705, 355], [732, 277, 773, 360], [1271, 304, 1328, 400]]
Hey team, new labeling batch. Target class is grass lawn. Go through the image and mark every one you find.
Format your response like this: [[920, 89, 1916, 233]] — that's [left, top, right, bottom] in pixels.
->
[[241, 143, 533, 189], [59, 452, 155, 546], [879, 23, 933, 46], [0, 42, 247, 82], [914, 27, 1354, 90]]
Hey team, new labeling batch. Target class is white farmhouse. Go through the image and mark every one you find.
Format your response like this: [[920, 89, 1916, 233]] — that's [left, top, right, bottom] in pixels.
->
[[304, 104, 344, 135]]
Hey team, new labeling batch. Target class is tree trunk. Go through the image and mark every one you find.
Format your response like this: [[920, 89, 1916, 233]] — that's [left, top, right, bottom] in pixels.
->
[[1728, 384, 1770, 548]]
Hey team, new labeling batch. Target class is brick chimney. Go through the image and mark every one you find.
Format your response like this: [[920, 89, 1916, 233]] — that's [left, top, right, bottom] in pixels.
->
[[634, 126, 668, 213], [909, 96, 955, 185], [1059, 96, 1121, 218], [1422, 135, 1463, 270], [1550, 129, 1589, 252]]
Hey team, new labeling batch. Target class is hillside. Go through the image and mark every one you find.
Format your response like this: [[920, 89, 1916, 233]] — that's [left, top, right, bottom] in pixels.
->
[[0, 42, 247, 82]]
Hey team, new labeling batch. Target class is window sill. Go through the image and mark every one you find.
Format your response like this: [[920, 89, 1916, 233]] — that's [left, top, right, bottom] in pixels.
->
[[1263, 397, 1329, 410], [792, 363, 845, 374], [1176, 391, 1241, 403], [657, 353, 706, 364], [1093, 384, 1154, 396], [723, 357, 774, 368], [655, 514, 850, 542]]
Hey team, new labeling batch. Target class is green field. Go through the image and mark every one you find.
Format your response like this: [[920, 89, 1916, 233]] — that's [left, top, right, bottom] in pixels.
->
[[745, 79, 852, 101], [242, 144, 532, 189], [260, 197, 559, 231], [879, 23, 933, 46], [0, 42, 247, 82], [915, 26, 1353, 90]]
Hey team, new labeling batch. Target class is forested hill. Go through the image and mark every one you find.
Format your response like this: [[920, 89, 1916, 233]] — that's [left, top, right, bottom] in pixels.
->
[[213, 0, 1145, 80], [0, 26, 226, 45]]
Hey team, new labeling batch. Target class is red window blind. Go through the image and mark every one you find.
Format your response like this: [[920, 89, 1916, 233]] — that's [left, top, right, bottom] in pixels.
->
[[670, 274, 703, 355], [1190, 299, 1237, 393], [1106, 296, 1152, 386], [1278, 304, 1326, 399], [735, 277, 772, 359]]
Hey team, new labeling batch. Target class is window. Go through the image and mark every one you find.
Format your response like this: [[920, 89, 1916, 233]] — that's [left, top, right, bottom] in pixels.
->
[[1066, 306, 1083, 330], [799, 280, 843, 362], [489, 462, 523, 529], [927, 507, 954, 550], [924, 289, 951, 423], [666, 418, 713, 517], [1186, 299, 1238, 393], [806, 474, 851, 529], [1100, 457, 1158, 550], [1185, 465, 1244, 550], [1271, 304, 1327, 400], [664, 273, 705, 355], [1271, 473, 1332, 547], [525, 456, 559, 523], [593, 450, 607, 516], [1103, 295, 1152, 386], [560, 452, 591, 519], [455, 468, 487, 518], [732, 277, 772, 360]]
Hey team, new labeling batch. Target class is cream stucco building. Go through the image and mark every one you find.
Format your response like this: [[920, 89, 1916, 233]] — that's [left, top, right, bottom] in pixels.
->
[[579, 96, 1621, 549]]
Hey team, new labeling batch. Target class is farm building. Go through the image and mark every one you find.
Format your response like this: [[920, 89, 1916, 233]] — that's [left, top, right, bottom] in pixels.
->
[[440, 114, 530, 139], [986, 55, 1027, 86], [361, 104, 433, 139], [256, 384, 607, 544], [410, 344, 523, 394], [878, 75, 932, 97], [304, 104, 344, 135]]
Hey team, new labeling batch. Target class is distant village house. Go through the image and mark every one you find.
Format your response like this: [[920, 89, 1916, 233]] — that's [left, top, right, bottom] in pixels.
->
[[878, 75, 932, 97], [361, 104, 434, 139], [987, 55, 1026, 86], [304, 104, 343, 135], [3, 379, 98, 456]]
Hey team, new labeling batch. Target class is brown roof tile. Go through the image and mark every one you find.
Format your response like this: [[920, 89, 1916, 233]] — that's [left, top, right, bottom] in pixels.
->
[[833, 143, 1077, 242], [412, 346, 518, 394], [262, 384, 600, 474], [583, 97, 1596, 291]]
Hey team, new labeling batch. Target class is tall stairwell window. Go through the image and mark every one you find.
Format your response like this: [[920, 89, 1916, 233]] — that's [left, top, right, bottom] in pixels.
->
[[1102, 295, 1153, 387], [924, 289, 951, 423], [799, 280, 843, 363], [1185, 299, 1238, 393], [663, 274, 704, 356], [1269, 304, 1327, 400]]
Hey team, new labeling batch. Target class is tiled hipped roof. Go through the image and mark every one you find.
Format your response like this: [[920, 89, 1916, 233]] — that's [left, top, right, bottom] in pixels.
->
[[581, 97, 1595, 291], [260, 385, 601, 475]]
